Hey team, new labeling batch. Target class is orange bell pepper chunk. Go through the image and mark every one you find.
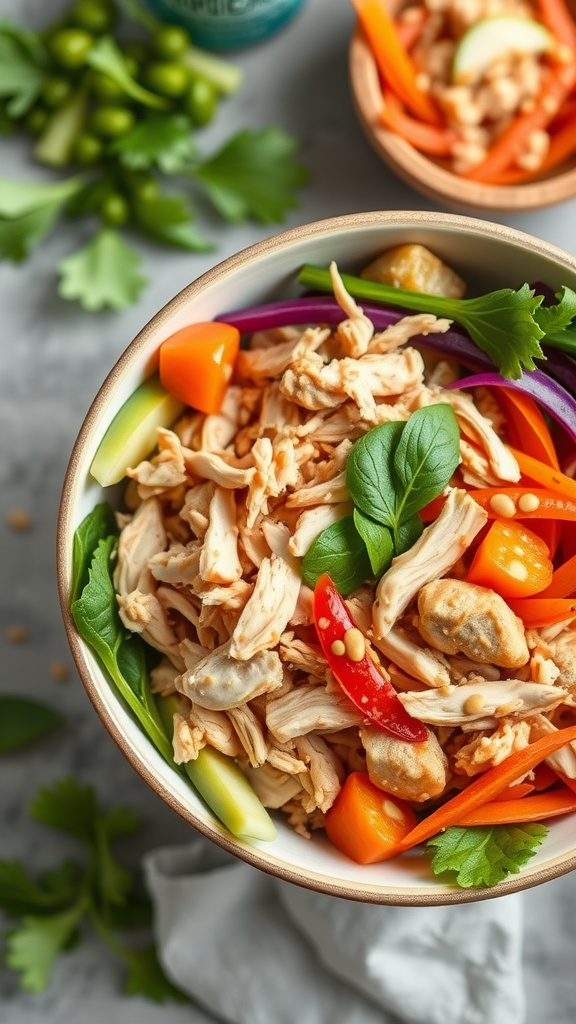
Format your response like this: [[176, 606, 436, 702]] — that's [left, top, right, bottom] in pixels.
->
[[159, 321, 240, 415]]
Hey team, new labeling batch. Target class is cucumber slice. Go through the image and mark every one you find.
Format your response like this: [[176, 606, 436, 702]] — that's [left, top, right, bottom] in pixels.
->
[[90, 375, 184, 487], [157, 693, 277, 842], [453, 16, 554, 85]]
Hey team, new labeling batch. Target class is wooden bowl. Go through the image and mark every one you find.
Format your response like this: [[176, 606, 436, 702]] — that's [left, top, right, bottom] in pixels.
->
[[349, 9, 576, 212]]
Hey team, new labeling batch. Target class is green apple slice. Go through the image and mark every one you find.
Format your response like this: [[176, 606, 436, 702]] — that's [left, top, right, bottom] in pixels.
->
[[453, 16, 554, 85], [90, 375, 184, 487]]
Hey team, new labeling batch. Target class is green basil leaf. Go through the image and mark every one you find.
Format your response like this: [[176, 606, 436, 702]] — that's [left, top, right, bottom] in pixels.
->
[[393, 404, 460, 523], [300, 515, 372, 595], [0, 696, 62, 753], [345, 421, 404, 526], [394, 513, 424, 554], [353, 508, 394, 577], [71, 502, 117, 606]]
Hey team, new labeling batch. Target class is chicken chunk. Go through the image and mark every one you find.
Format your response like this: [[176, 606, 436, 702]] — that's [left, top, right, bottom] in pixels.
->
[[372, 488, 487, 640], [114, 496, 166, 596], [266, 684, 362, 743], [177, 640, 283, 711], [360, 723, 449, 802], [199, 486, 242, 585], [398, 678, 568, 727], [416, 578, 530, 669], [229, 553, 301, 661]]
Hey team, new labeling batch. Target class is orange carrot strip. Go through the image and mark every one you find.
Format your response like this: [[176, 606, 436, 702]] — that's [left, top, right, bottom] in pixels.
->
[[537, 0, 576, 51], [395, 7, 429, 50], [158, 321, 240, 415], [558, 772, 576, 794], [493, 782, 535, 801], [324, 771, 417, 864], [538, 551, 576, 597], [351, 0, 442, 125], [474, 108, 576, 184], [455, 785, 576, 825], [506, 596, 576, 626], [380, 87, 458, 154], [463, 62, 576, 183], [509, 447, 576, 501], [397, 724, 576, 851], [498, 390, 560, 468]]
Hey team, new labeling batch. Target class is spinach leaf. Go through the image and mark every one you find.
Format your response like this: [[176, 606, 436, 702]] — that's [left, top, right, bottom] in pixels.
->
[[71, 536, 173, 764], [393, 404, 461, 525], [353, 508, 394, 577], [71, 502, 117, 605], [345, 420, 403, 525], [0, 696, 62, 753], [301, 515, 372, 595]]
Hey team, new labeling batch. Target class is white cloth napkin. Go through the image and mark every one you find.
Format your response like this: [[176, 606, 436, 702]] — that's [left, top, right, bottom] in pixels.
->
[[144, 839, 525, 1024]]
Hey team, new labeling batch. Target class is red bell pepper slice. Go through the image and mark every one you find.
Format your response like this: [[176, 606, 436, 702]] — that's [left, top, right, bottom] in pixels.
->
[[313, 574, 427, 743]]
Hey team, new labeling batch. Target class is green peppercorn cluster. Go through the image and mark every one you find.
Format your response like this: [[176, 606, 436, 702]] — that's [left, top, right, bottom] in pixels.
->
[[20, 0, 219, 227]]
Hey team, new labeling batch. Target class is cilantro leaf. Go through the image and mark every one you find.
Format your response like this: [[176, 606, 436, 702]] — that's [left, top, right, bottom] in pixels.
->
[[0, 176, 86, 262], [0, 696, 62, 753], [297, 266, 546, 380], [31, 778, 99, 845], [535, 285, 576, 355], [194, 127, 309, 223], [111, 114, 197, 173], [0, 29, 47, 117], [0, 861, 74, 917], [5, 903, 85, 992], [132, 192, 211, 251], [58, 228, 147, 311], [123, 944, 190, 1003], [85, 36, 167, 109], [426, 823, 548, 888]]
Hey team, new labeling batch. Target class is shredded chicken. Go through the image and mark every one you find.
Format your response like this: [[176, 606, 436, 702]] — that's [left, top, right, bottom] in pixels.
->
[[177, 641, 283, 710], [398, 678, 568, 726]]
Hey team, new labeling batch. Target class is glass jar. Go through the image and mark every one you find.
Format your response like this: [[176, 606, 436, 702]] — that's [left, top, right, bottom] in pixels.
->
[[145, 0, 307, 51]]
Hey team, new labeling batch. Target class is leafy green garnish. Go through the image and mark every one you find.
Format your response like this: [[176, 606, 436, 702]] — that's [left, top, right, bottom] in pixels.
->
[[0, 696, 62, 753], [534, 285, 576, 355], [85, 36, 167, 110], [58, 227, 147, 311], [132, 192, 210, 251], [0, 26, 47, 117], [297, 264, 546, 380], [111, 113, 197, 173], [71, 500, 117, 605], [426, 823, 548, 888], [0, 176, 85, 262], [194, 127, 310, 223], [0, 778, 188, 1002], [70, 522, 174, 764], [302, 406, 460, 593]]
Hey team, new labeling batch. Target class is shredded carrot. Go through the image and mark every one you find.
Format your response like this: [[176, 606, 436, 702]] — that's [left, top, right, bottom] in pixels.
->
[[498, 390, 560, 468], [394, 6, 429, 50], [506, 596, 576, 626], [493, 782, 535, 801], [351, 0, 442, 125], [509, 447, 576, 501], [538, 551, 576, 598], [397, 725, 576, 851], [455, 785, 576, 825], [380, 86, 458, 155], [422, 487, 576, 523], [488, 108, 576, 184], [463, 62, 576, 183], [536, 0, 576, 51]]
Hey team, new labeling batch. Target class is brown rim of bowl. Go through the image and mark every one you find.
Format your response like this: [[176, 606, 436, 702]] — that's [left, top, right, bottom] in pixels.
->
[[57, 210, 576, 905], [349, 25, 576, 212]]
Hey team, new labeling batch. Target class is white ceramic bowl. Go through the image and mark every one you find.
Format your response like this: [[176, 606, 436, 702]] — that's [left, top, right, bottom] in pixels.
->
[[58, 211, 576, 905]]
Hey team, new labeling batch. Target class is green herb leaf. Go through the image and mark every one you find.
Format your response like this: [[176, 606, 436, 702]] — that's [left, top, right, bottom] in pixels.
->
[[6, 903, 85, 991], [345, 421, 404, 525], [111, 114, 196, 173], [85, 36, 167, 109], [426, 823, 548, 888], [0, 29, 47, 117], [395, 512, 424, 553], [301, 515, 372, 595], [122, 943, 190, 1003], [0, 696, 62, 753], [132, 192, 211, 251], [31, 778, 100, 845], [71, 502, 118, 606], [534, 286, 576, 355], [353, 508, 394, 577], [297, 265, 546, 380], [393, 404, 460, 524], [0, 861, 74, 917], [0, 176, 85, 263], [194, 127, 309, 224], [71, 536, 174, 762], [58, 228, 147, 311]]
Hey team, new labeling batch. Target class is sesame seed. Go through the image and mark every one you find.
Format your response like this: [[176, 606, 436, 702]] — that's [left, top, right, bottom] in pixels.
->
[[330, 639, 346, 657]]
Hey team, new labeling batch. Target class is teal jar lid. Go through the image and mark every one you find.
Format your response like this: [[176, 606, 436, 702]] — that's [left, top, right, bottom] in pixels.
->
[[145, 0, 307, 51]]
